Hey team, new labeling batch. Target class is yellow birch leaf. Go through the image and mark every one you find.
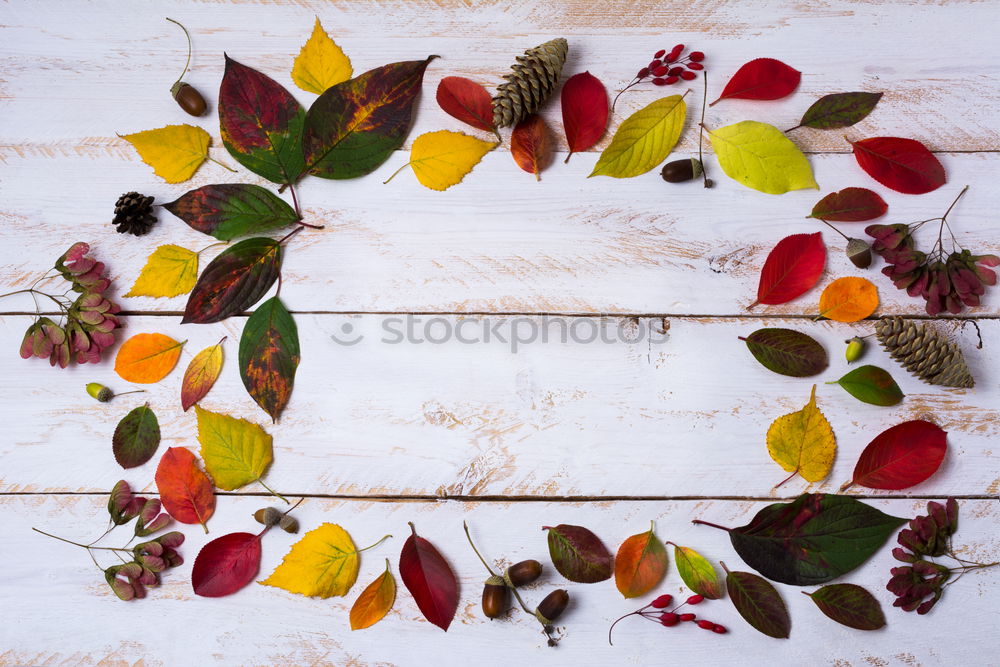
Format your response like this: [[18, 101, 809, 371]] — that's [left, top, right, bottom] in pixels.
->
[[181, 339, 225, 411], [195, 405, 273, 491], [766, 385, 836, 485], [405, 130, 497, 191], [261, 523, 360, 598], [350, 559, 396, 630], [291, 18, 353, 94], [125, 245, 199, 298], [120, 124, 210, 183], [589, 94, 686, 178], [818, 276, 879, 322], [708, 120, 818, 194]]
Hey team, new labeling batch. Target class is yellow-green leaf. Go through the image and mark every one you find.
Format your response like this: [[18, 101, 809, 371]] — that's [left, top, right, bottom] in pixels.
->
[[291, 18, 353, 94], [405, 130, 497, 191], [261, 523, 360, 598], [766, 385, 836, 485], [708, 120, 818, 194], [589, 95, 686, 178], [125, 245, 199, 298], [196, 405, 273, 491], [120, 124, 210, 183]]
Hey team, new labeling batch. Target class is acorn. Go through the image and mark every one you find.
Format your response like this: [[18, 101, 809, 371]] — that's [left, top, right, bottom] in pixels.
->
[[278, 514, 299, 533], [166, 18, 207, 116], [253, 507, 281, 526], [86, 383, 144, 403], [845, 336, 866, 363], [505, 559, 542, 587], [846, 238, 873, 269], [535, 588, 569, 624], [481, 575, 509, 619], [660, 158, 703, 183]]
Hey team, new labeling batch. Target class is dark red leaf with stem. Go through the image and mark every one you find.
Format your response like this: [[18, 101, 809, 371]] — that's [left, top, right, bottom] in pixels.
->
[[843, 420, 947, 490], [809, 187, 888, 222], [804, 583, 886, 630], [848, 136, 946, 195], [436, 76, 498, 138], [561, 71, 608, 163], [192, 531, 264, 597], [723, 562, 791, 638], [710, 58, 800, 106], [750, 232, 826, 308], [399, 522, 459, 631]]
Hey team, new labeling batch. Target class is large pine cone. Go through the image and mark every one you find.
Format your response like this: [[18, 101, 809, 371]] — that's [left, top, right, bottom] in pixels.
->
[[875, 316, 974, 388], [491, 38, 568, 128]]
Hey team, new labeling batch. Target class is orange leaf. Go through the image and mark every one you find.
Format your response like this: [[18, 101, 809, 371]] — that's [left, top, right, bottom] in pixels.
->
[[614, 523, 668, 598], [350, 559, 396, 630], [155, 447, 215, 533], [818, 277, 879, 322], [510, 114, 552, 181], [115, 333, 185, 384], [181, 337, 225, 411]]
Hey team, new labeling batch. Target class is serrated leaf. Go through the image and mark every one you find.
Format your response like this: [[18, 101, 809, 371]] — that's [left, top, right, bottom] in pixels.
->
[[511, 114, 552, 180], [403, 130, 497, 191], [262, 523, 360, 598], [561, 71, 608, 160], [766, 385, 836, 484], [120, 124, 210, 183], [181, 339, 225, 411], [818, 276, 879, 322], [792, 92, 883, 131], [164, 184, 299, 241], [291, 18, 352, 94], [303, 57, 435, 180], [711, 58, 800, 105], [831, 365, 903, 406], [846, 420, 947, 490], [752, 232, 826, 306], [239, 296, 300, 422], [545, 524, 612, 583], [125, 245, 199, 299], [726, 568, 791, 638], [182, 238, 282, 324], [114, 333, 185, 384], [350, 560, 396, 630], [806, 583, 886, 630], [709, 121, 818, 194], [399, 523, 459, 631], [589, 95, 685, 178], [672, 543, 722, 599], [436, 76, 495, 134], [809, 187, 888, 222], [192, 532, 263, 597], [155, 447, 215, 532], [741, 328, 828, 377], [112, 404, 160, 469], [614, 523, 667, 598], [849, 136, 945, 195], [196, 405, 274, 491]]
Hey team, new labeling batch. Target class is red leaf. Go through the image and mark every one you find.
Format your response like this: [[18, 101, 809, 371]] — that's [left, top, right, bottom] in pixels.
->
[[436, 76, 495, 134], [510, 114, 553, 180], [561, 71, 608, 161], [847, 420, 947, 490], [751, 232, 826, 307], [710, 58, 800, 106], [154, 447, 215, 532], [809, 187, 888, 222], [191, 532, 262, 597], [399, 522, 459, 631], [849, 137, 946, 195]]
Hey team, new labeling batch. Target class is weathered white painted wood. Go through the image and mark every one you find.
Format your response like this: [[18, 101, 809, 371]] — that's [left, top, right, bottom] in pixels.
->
[[1, 495, 997, 666], [2, 314, 996, 497], [1, 150, 997, 316]]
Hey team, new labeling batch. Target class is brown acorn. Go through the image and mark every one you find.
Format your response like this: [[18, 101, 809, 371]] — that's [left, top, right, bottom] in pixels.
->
[[253, 507, 281, 526], [166, 18, 207, 117], [278, 514, 299, 533], [846, 238, 873, 269], [661, 158, 703, 183], [535, 588, 569, 624], [505, 559, 542, 587], [481, 575, 509, 619]]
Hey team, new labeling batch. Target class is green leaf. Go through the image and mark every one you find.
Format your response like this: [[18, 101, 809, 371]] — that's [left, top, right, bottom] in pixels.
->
[[589, 95, 686, 178], [805, 583, 886, 630], [792, 92, 883, 131], [726, 567, 791, 638], [830, 365, 904, 406], [219, 56, 305, 185], [239, 296, 300, 423], [672, 543, 722, 599], [196, 405, 274, 490], [164, 184, 299, 241], [544, 524, 612, 583], [182, 238, 282, 324], [708, 120, 818, 194], [112, 404, 160, 469], [740, 328, 828, 377], [303, 57, 435, 180]]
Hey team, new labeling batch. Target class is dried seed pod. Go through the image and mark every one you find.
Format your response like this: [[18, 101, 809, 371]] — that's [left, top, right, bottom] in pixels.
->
[[166, 18, 207, 117], [253, 507, 281, 526], [535, 588, 569, 624], [86, 382, 114, 403], [278, 514, 299, 533], [505, 559, 543, 587], [481, 575, 509, 619], [660, 158, 703, 183], [845, 336, 866, 363], [846, 238, 873, 268]]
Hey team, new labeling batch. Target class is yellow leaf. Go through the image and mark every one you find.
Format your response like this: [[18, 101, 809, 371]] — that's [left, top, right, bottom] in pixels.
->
[[406, 130, 496, 191], [708, 120, 818, 194], [766, 385, 836, 485], [350, 559, 396, 630], [120, 124, 210, 183], [181, 340, 225, 411], [196, 406, 273, 491], [114, 333, 185, 384], [590, 95, 686, 178], [818, 276, 879, 322], [261, 523, 360, 598], [292, 18, 353, 94], [125, 245, 199, 298]]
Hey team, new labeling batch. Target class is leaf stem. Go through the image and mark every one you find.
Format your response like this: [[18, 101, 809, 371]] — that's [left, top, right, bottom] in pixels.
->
[[819, 219, 851, 242], [611, 77, 640, 113], [773, 469, 800, 489], [207, 155, 237, 173], [32, 527, 133, 552], [165, 18, 193, 87], [358, 534, 393, 553], [698, 71, 712, 188], [785, 124, 803, 133], [382, 161, 412, 185], [257, 478, 289, 504], [287, 182, 302, 219], [277, 226, 304, 246], [691, 519, 731, 532], [608, 610, 641, 645], [462, 521, 499, 577], [197, 242, 228, 256]]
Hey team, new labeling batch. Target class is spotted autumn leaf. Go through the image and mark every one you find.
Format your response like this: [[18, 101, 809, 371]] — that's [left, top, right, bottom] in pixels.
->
[[181, 338, 225, 411], [239, 296, 300, 423]]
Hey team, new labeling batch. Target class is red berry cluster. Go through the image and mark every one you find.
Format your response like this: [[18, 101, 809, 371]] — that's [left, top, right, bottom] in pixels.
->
[[637, 44, 705, 86], [609, 593, 726, 644]]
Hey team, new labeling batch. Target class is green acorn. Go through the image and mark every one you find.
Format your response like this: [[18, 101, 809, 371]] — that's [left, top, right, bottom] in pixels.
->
[[845, 337, 866, 363], [86, 383, 144, 403]]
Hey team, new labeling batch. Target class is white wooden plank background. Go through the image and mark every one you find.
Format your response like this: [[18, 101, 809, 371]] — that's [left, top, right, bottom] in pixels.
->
[[1, 0, 998, 665]]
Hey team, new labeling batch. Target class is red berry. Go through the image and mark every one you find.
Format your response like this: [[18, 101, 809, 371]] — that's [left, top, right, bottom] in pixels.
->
[[681, 71, 697, 81], [660, 612, 680, 626], [687, 595, 704, 605], [663, 54, 678, 64], [687, 62, 704, 70], [651, 77, 667, 86], [654, 49, 666, 59], [671, 43, 685, 53], [668, 66, 684, 76], [651, 594, 674, 609], [689, 51, 705, 62], [665, 76, 679, 85], [679, 613, 696, 622], [637, 67, 650, 79], [649, 59, 663, 69], [697, 620, 715, 630], [712, 624, 727, 634]]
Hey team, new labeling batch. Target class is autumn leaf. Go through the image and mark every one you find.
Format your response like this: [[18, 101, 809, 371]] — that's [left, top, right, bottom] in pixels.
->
[[181, 338, 225, 411], [740, 328, 828, 377], [155, 447, 215, 532], [804, 583, 886, 630], [766, 385, 836, 486], [114, 333, 185, 384], [849, 136, 946, 195], [436, 76, 496, 135], [751, 232, 826, 307], [790, 92, 883, 132], [708, 121, 818, 194], [808, 187, 888, 222], [125, 245, 199, 298], [239, 296, 300, 423], [614, 522, 667, 598], [829, 365, 903, 406], [182, 238, 282, 324], [291, 18, 352, 94], [724, 563, 791, 638], [843, 420, 947, 491], [711, 58, 800, 106], [120, 124, 210, 183], [164, 184, 300, 241], [817, 276, 879, 322], [350, 559, 396, 630], [262, 523, 361, 598], [399, 522, 459, 631], [590, 94, 685, 178], [392, 130, 497, 191], [112, 404, 160, 469], [510, 114, 552, 180], [670, 543, 722, 599], [196, 405, 275, 494], [545, 524, 613, 583], [561, 71, 608, 162], [192, 532, 263, 597]]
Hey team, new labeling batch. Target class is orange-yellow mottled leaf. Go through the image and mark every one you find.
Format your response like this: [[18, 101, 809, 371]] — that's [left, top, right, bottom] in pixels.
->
[[181, 338, 225, 411], [614, 523, 668, 598], [119, 124, 210, 183], [818, 277, 879, 322], [115, 333, 185, 384], [291, 18, 353, 94], [350, 560, 396, 630]]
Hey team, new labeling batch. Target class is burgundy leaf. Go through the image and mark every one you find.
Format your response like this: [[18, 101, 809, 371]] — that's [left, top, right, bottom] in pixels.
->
[[192, 531, 263, 597], [751, 232, 826, 307], [809, 187, 888, 222], [849, 136, 945, 195], [399, 522, 459, 631], [545, 524, 613, 583], [846, 420, 947, 490]]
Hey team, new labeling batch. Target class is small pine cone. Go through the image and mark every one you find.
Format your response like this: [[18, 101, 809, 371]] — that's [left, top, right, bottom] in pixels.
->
[[113, 192, 157, 236], [492, 38, 568, 128], [875, 316, 974, 388]]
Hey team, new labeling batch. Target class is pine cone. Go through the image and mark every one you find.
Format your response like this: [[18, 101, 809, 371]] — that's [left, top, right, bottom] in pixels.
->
[[113, 192, 157, 236], [875, 316, 974, 388], [492, 38, 568, 128]]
